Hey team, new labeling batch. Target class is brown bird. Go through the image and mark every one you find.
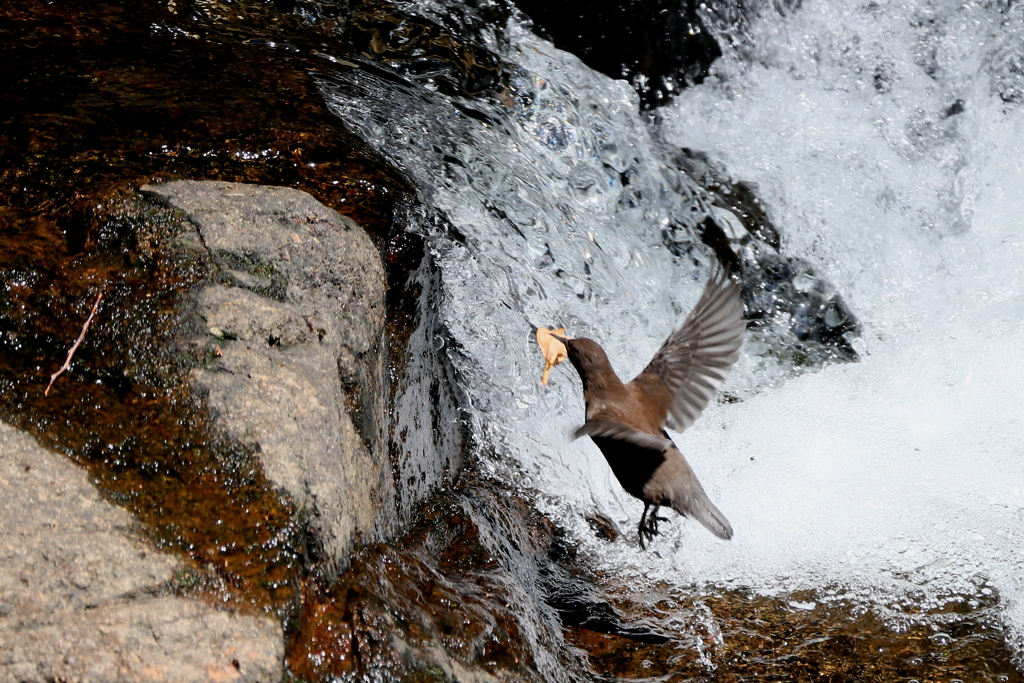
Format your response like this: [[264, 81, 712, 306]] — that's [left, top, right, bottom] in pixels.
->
[[556, 269, 745, 548]]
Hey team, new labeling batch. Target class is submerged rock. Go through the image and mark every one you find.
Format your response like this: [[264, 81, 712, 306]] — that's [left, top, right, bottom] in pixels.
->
[[0, 421, 283, 682], [142, 180, 393, 572]]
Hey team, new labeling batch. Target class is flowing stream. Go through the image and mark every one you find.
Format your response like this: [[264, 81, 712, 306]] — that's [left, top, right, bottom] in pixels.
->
[[320, 0, 1024, 668], [4, 0, 1024, 676]]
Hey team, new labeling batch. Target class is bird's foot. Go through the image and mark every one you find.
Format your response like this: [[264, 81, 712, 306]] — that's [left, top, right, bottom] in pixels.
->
[[638, 524, 655, 550], [637, 518, 662, 550], [638, 504, 670, 550]]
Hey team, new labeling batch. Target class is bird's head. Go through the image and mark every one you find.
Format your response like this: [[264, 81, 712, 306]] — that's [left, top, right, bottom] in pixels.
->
[[534, 327, 617, 388], [561, 337, 617, 390]]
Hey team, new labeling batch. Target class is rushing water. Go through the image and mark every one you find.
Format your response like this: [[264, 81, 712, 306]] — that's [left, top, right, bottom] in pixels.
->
[[2, 0, 1023, 676], [320, 0, 1024, 665], [662, 0, 1024, 654]]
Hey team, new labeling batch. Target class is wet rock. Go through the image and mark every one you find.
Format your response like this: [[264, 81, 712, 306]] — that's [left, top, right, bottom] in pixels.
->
[[142, 180, 392, 572], [671, 149, 862, 367], [344, 0, 510, 97], [541, 565, 669, 644], [287, 474, 585, 682], [584, 511, 621, 542], [512, 0, 723, 109], [387, 248, 469, 523], [0, 420, 283, 682]]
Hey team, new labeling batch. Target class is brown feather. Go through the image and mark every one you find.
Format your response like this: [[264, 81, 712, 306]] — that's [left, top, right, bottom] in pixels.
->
[[562, 270, 744, 546]]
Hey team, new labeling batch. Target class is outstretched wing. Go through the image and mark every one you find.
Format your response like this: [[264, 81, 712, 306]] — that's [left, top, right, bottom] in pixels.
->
[[637, 269, 745, 433], [574, 420, 673, 453]]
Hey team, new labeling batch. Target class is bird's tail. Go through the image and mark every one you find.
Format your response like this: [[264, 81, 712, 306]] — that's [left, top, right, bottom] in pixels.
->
[[673, 490, 734, 540]]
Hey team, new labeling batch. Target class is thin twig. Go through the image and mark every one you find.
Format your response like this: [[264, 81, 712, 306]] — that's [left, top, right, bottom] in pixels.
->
[[45, 292, 104, 396]]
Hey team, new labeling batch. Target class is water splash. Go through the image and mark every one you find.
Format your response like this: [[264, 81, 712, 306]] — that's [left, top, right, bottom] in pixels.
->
[[662, 0, 1024, 659], [316, 24, 728, 534], [321, 0, 1024, 665]]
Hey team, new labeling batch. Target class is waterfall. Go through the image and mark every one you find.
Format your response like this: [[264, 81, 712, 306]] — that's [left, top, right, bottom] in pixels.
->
[[664, 0, 1024, 654], [317, 0, 1024, 663]]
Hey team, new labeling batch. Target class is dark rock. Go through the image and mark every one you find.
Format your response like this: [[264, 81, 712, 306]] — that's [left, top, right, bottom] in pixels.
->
[[343, 0, 511, 97], [512, 0, 723, 109], [585, 511, 621, 541], [287, 475, 586, 682], [541, 563, 670, 644], [672, 149, 862, 366]]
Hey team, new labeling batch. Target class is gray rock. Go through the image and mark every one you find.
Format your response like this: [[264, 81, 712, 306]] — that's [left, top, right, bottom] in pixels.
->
[[0, 421, 284, 682], [142, 180, 394, 569]]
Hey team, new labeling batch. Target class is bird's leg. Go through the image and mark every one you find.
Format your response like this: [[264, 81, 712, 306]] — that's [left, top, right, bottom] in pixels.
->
[[638, 503, 652, 550], [638, 503, 665, 549], [651, 505, 670, 534], [647, 505, 671, 536]]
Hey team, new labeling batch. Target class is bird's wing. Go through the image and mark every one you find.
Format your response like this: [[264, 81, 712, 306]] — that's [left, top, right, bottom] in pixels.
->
[[574, 420, 673, 453], [638, 268, 745, 433], [647, 448, 734, 540]]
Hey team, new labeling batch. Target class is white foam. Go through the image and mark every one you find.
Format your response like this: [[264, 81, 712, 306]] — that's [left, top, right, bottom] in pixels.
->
[[645, 0, 1024, 652], [319, 0, 1024, 658]]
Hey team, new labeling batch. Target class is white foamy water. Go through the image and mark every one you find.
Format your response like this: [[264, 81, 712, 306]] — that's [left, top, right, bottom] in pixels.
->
[[655, 0, 1024, 651], [319, 0, 1024, 659]]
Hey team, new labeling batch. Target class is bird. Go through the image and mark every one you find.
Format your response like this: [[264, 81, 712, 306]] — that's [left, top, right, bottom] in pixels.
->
[[553, 268, 745, 549]]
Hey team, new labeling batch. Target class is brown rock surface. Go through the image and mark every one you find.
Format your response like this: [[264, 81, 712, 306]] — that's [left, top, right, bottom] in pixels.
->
[[0, 420, 284, 682]]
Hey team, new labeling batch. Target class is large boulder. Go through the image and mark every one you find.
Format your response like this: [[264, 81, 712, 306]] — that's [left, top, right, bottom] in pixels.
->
[[0, 420, 283, 682], [141, 180, 393, 570]]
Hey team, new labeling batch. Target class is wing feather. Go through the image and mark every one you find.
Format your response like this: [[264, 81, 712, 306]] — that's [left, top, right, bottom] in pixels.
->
[[637, 268, 745, 433]]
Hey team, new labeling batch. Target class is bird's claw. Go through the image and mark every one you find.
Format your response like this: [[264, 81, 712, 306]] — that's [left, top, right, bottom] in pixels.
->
[[638, 525, 655, 550], [637, 519, 664, 550], [637, 505, 673, 549]]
